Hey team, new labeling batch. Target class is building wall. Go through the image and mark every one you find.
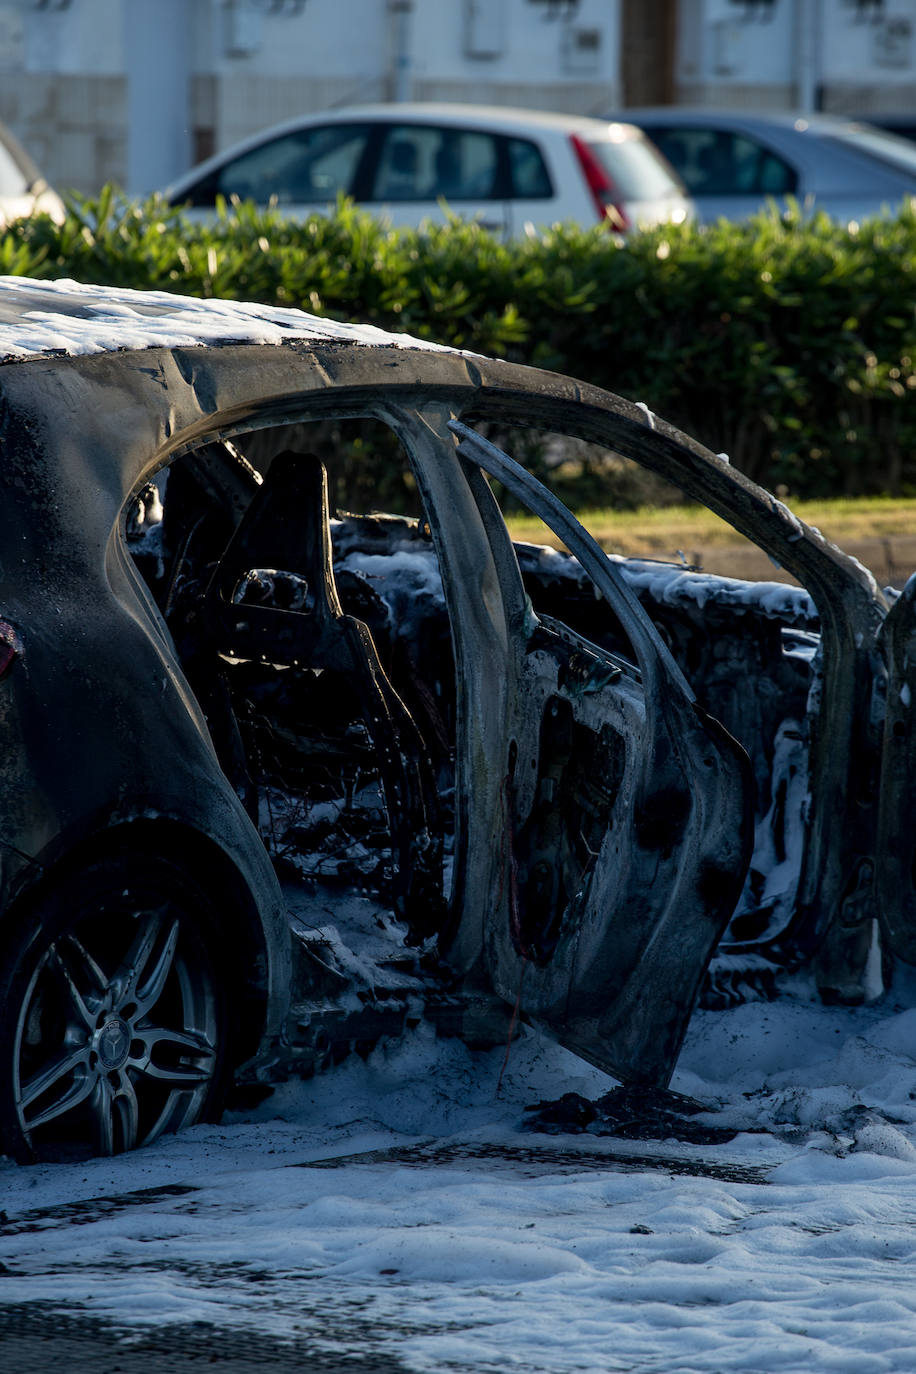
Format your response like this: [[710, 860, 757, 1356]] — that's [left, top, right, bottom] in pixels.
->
[[0, 0, 125, 191], [0, 0, 623, 197], [1, 0, 912, 199], [202, 0, 620, 151], [674, 0, 916, 113]]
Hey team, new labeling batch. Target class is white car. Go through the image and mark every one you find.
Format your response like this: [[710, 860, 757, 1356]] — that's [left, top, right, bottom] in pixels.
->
[[606, 108, 916, 225], [0, 118, 63, 224], [164, 102, 693, 238]]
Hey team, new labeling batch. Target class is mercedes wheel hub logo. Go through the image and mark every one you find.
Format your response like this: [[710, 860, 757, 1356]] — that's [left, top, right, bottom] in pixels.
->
[[96, 1017, 132, 1070]]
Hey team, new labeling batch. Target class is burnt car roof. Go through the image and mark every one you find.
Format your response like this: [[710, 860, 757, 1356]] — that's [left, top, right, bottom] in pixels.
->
[[0, 275, 462, 362], [0, 278, 880, 606]]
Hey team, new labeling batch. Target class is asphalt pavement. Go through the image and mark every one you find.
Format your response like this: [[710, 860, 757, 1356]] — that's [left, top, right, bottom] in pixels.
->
[[0, 1303, 411, 1372]]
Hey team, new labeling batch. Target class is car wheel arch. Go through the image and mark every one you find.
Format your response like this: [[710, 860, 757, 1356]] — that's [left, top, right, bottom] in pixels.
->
[[0, 818, 278, 1071]]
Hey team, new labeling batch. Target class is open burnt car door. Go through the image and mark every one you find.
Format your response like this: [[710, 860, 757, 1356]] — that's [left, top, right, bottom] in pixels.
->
[[433, 421, 754, 1086]]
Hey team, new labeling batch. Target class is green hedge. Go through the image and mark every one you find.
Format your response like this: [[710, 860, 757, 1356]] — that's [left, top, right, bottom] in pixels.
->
[[5, 186, 916, 502]]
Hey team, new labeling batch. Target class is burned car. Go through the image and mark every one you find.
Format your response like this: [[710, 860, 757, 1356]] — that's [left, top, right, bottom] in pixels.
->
[[0, 277, 905, 1162]]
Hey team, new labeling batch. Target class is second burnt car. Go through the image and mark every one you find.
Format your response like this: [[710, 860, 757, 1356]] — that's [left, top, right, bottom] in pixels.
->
[[0, 277, 907, 1162]]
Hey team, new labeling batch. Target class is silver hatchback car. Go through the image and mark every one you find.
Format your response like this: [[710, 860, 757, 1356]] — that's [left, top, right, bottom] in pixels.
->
[[164, 102, 693, 237], [606, 108, 916, 224]]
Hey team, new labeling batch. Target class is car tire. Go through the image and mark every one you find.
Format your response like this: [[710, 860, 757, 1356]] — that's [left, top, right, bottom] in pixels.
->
[[0, 853, 231, 1163]]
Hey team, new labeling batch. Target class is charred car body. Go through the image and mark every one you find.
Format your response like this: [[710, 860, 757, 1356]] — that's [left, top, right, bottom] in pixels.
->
[[0, 277, 906, 1162]]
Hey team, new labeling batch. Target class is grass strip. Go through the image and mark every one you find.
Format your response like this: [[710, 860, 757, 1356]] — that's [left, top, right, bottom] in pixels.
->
[[507, 496, 916, 560]]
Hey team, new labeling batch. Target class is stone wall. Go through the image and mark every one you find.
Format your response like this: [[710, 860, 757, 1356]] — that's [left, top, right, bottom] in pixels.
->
[[0, 73, 125, 196]]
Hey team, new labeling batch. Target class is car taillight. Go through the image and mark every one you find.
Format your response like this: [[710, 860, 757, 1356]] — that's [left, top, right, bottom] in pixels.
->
[[570, 134, 629, 231], [0, 620, 20, 679]]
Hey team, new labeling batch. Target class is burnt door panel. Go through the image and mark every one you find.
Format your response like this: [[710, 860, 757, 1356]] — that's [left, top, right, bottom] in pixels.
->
[[449, 422, 753, 1086]]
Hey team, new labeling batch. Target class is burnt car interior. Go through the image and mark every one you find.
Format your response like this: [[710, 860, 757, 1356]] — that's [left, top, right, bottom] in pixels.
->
[[126, 407, 814, 1096], [143, 427, 451, 944]]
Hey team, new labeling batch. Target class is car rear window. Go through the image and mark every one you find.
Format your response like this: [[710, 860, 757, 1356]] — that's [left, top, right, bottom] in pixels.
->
[[588, 132, 685, 200], [828, 124, 916, 181]]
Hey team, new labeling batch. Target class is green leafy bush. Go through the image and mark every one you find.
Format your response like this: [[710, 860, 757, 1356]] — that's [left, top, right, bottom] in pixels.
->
[[6, 188, 916, 503]]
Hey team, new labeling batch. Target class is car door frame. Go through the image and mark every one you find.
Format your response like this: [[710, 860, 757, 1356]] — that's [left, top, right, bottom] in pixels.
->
[[442, 381, 888, 999], [437, 417, 754, 1084], [166, 345, 888, 1013], [42, 336, 886, 1031]]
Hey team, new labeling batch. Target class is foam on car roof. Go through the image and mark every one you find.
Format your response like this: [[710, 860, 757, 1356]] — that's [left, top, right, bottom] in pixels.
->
[[0, 275, 456, 362]]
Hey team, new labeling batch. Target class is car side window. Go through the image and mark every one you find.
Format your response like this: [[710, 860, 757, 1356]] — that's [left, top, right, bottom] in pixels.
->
[[183, 124, 370, 206], [507, 137, 553, 198], [369, 125, 500, 201], [650, 127, 797, 198]]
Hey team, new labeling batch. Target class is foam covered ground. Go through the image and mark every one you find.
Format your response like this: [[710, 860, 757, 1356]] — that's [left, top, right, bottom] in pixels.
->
[[4, 973, 916, 1372]]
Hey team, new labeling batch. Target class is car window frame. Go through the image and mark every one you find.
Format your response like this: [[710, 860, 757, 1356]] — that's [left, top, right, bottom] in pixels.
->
[[173, 119, 564, 213]]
